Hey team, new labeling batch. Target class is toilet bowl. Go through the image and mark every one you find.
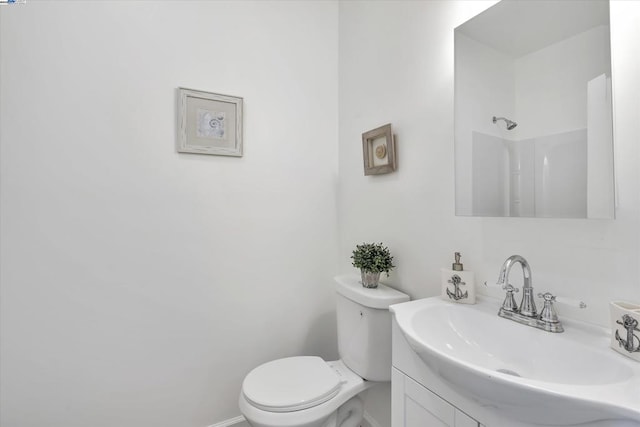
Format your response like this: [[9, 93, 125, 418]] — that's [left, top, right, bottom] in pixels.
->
[[239, 275, 409, 427], [239, 358, 373, 427]]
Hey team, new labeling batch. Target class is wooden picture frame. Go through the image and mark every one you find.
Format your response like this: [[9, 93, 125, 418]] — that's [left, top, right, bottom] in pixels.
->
[[362, 123, 396, 175], [177, 88, 243, 157]]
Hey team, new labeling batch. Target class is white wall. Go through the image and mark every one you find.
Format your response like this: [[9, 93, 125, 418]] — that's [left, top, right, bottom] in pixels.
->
[[0, 2, 339, 427], [338, 1, 640, 426], [455, 32, 515, 214], [515, 26, 609, 219], [471, 132, 509, 216], [533, 130, 588, 218], [515, 25, 611, 140]]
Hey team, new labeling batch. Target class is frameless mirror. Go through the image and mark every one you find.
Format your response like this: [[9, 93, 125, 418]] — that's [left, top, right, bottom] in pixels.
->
[[454, 0, 614, 218]]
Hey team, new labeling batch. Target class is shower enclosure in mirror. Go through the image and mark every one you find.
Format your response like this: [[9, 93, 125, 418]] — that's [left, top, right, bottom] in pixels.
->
[[454, 0, 614, 218]]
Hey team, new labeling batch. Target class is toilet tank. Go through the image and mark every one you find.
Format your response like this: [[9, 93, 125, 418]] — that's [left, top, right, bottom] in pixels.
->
[[335, 275, 410, 382]]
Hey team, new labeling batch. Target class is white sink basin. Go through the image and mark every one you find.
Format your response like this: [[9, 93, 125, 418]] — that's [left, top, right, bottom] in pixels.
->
[[391, 297, 640, 425]]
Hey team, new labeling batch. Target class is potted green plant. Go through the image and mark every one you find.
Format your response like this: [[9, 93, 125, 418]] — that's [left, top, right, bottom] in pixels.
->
[[351, 242, 395, 288]]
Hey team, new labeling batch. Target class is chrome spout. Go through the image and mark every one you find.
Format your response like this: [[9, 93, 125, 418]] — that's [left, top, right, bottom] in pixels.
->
[[496, 255, 537, 317]]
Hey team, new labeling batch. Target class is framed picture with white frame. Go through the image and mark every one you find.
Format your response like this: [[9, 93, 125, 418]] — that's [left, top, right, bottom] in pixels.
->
[[177, 88, 243, 157]]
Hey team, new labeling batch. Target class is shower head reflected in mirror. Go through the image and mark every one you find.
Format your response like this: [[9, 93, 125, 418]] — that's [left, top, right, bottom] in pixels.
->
[[492, 116, 517, 130]]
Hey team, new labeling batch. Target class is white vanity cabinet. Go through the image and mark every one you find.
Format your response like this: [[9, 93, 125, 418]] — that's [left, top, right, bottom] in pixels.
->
[[391, 313, 550, 427], [391, 317, 502, 427], [390, 299, 640, 427], [392, 368, 481, 427]]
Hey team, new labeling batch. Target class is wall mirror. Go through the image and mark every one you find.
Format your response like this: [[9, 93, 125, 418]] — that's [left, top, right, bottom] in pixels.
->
[[454, 0, 614, 218]]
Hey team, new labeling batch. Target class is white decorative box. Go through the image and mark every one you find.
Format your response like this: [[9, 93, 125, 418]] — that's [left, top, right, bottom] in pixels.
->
[[610, 301, 640, 362]]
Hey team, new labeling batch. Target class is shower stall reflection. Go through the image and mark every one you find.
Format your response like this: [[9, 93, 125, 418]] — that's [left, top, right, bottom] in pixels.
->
[[454, 0, 614, 219]]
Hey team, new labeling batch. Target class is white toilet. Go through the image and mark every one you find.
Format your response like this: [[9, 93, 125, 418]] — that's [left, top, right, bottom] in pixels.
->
[[239, 275, 409, 427]]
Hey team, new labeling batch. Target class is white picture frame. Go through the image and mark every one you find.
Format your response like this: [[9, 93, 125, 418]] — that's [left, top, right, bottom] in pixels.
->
[[177, 88, 243, 157]]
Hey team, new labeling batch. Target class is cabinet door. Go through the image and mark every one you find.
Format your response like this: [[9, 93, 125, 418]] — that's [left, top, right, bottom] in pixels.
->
[[404, 375, 454, 426], [392, 368, 480, 427]]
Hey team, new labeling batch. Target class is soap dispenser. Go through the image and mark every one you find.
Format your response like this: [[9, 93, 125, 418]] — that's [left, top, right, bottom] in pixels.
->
[[441, 252, 476, 304]]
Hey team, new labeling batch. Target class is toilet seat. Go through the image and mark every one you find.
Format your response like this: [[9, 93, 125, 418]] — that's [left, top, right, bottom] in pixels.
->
[[242, 356, 343, 413]]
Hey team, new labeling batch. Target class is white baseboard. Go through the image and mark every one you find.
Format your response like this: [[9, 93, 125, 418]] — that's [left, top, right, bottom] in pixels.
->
[[362, 411, 384, 427], [208, 411, 381, 427], [207, 415, 248, 427]]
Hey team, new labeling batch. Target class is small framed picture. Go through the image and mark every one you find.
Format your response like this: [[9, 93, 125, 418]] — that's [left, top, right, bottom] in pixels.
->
[[362, 123, 396, 175], [177, 88, 243, 157]]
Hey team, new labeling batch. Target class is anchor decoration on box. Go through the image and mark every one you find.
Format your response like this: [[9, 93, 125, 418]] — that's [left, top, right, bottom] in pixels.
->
[[441, 252, 476, 304], [615, 314, 640, 353], [446, 274, 468, 301]]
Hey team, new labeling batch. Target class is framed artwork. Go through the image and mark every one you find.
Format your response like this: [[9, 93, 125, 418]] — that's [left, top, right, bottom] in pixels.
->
[[362, 123, 396, 175], [177, 88, 243, 157]]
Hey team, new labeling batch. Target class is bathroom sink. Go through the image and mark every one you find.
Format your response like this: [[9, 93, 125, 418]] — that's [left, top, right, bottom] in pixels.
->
[[391, 297, 640, 425]]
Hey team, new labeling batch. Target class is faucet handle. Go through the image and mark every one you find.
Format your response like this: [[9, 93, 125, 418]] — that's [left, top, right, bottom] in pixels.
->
[[537, 292, 560, 324], [537, 292, 587, 330], [482, 281, 520, 312], [483, 281, 520, 292], [538, 292, 555, 302], [537, 292, 586, 309], [503, 283, 520, 293], [501, 284, 519, 312]]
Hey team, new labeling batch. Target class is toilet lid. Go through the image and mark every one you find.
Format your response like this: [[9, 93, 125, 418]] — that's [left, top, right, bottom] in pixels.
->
[[242, 356, 342, 412]]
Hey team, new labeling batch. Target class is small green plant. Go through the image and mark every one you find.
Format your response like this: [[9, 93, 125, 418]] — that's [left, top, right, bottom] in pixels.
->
[[351, 242, 395, 276]]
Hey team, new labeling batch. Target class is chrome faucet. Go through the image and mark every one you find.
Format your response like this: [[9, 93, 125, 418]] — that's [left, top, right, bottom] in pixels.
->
[[496, 255, 537, 317], [495, 255, 564, 333]]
